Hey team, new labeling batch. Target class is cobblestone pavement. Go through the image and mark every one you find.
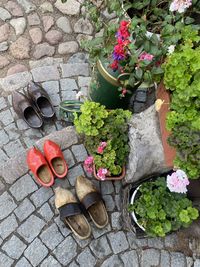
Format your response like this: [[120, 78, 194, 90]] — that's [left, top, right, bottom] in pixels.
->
[[0, 0, 200, 266]]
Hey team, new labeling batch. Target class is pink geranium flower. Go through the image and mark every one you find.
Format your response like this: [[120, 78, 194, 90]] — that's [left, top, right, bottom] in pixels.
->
[[97, 142, 107, 154], [139, 52, 154, 61], [84, 156, 94, 174], [167, 170, 189, 193], [97, 168, 108, 180], [170, 0, 192, 13]]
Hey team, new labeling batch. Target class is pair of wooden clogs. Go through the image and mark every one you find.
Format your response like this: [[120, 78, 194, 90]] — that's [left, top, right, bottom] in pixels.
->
[[55, 176, 108, 240]]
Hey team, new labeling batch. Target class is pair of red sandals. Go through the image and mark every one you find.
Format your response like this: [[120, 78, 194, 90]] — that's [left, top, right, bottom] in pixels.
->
[[27, 140, 68, 187]]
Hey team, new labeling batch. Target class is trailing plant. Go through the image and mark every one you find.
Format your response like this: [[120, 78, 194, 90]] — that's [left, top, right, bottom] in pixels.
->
[[128, 175, 199, 237]]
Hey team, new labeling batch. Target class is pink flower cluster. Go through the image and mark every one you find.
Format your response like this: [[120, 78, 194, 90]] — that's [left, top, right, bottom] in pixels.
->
[[139, 52, 154, 61], [97, 168, 108, 180], [170, 0, 192, 13], [83, 156, 94, 174], [97, 142, 107, 154], [167, 170, 189, 193]]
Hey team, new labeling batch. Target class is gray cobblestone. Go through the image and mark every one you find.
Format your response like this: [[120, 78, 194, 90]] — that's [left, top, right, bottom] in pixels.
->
[[30, 187, 54, 207], [92, 223, 111, 239], [32, 65, 60, 82], [14, 198, 35, 222], [38, 203, 54, 222], [148, 237, 164, 249], [40, 223, 64, 250], [15, 257, 32, 267], [0, 71, 32, 91], [41, 255, 61, 267], [0, 192, 17, 220], [102, 195, 115, 211], [17, 214, 45, 242], [0, 251, 14, 267], [42, 80, 60, 94], [90, 236, 112, 259], [77, 248, 97, 267], [170, 252, 186, 267], [63, 149, 75, 168], [60, 78, 78, 91], [68, 165, 85, 186], [54, 216, 71, 237], [78, 76, 91, 87], [68, 53, 88, 63], [71, 144, 88, 162], [60, 63, 89, 77], [186, 257, 194, 267], [0, 109, 14, 126], [101, 181, 114, 195], [101, 255, 123, 267], [107, 231, 129, 254], [0, 148, 9, 164], [111, 212, 122, 229], [53, 236, 77, 266], [4, 122, 20, 140], [126, 232, 138, 249], [135, 237, 148, 247], [16, 118, 30, 130], [61, 89, 77, 101], [3, 139, 25, 158], [0, 97, 7, 109], [164, 233, 178, 248], [141, 249, 160, 267], [0, 129, 9, 145], [74, 236, 92, 248], [115, 194, 122, 210], [24, 238, 48, 266], [9, 174, 38, 201], [2, 235, 27, 259], [120, 250, 139, 267], [69, 261, 79, 267], [49, 93, 61, 106], [194, 259, 200, 267], [0, 214, 18, 239], [160, 250, 170, 267]]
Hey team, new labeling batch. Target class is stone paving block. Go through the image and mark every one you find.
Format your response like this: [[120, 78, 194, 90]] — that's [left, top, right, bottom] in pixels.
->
[[141, 248, 160, 267], [0, 192, 17, 220], [126, 232, 138, 249], [3, 139, 25, 158], [17, 214, 45, 242], [0, 237, 2, 246], [0, 97, 7, 109], [101, 181, 114, 195], [24, 238, 48, 266], [60, 78, 78, 91], [0, 109, 14, 126], [78, 76, 91, 87], [164, 233, 178, 248], [89, 236, 112, 259], [0, 148, 9, 164], [102, 195, 115, 211], [107, 231, 129, 254], [63, 149, 75, 168], [71, 144, 88, 162], [68, 52, 88, 63], [111, 212, 122, 229], [0, 71, 32, 91], [31, 65, 60, 82], [74, 235, 92, 248], [54, 216, 71, 237], [76, 248, 97, 267], [4, 122, 20, 139], [53, 236, 77, 266], [2, 235, 27, 259], [148, 237, 164, 249], [134, 237, 148, 247], [9, 174, 38, 201], [160, 250, 170, 267], [60, 63, 89, 77], [16, 118, 30, 130], [40, 255, 62, 267], [0, 214, 18, 239], [15, 257, 32, 267], [92, 223, 111, 239], [38, 203, 54, 222], [101, 255, 123, 267], [186, 257, 194, 267], [0, 179, 5, 193], [40, 223, 64, 250], [14, 198, 35, 222], [120, 250, 139, 267], [0, 251, 14, 267], [0, 129, 9, 145], [42, 80, 60, 95], [30, 187, 54, 207], [194, 259, 200, 267], [69, 261, 79, 267], [114, 181, 122, 194], [68, 165, 85, 186], [115, 194, 121, 211], [29, 57, 63, 69], [61, 89, 77, 101], [170, 252, 186, 267], [49, 93, 61, 106], [16, 0, 36, 14]]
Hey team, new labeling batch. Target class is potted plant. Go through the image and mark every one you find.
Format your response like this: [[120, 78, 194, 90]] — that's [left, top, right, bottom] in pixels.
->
[[73, 101, 131, 180], [128, 170, 199, 237]]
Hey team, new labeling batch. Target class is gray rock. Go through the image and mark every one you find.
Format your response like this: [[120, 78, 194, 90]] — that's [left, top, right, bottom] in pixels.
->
[[92, 223, 111, 239], [78, 76, 91, 87], [40, 2, 54, 13], [55, 0, 80, 15], [148, 237, 164, 249], [101, 181, 114, 195], [49, 93, 61, 106], [41, 255, 61, 267], [24, 238, 48, 266], [0, 41, 8, 52], [17, 215, 45, 242], [27, 13, 40, 25], [0, 97, 7, 109], [0, 7, 11, 21], [0, 109, 14, 126], [71, 144, 88, 162], [0, 192, 17, 221], [0, 149, 8, 164], [16, 0, 36, 13], [125, 105, 168, 183], [10, 37, 31, 59], [14, 198, 35, 222], [60, 78, 78, 91], [76, 34, 92, 45], [2, 235, 27, 259], [54, 216, 71, 237], [40, 223, 64, 250], [60, 63, 89, 78], [5, 1, 23, 17], [164, 233, 178, 248], [15, 257, 32, 267], [135, 237, 148, 247], [38, 203, 54, 222], [77, 248, 97, 267], [42, 80, 59, 95], [10, 18, 26, 35], [126, 232, 138, 249], [68, 165, 85, 186], [90, 236, 112, 259], [115, 194, 121, 211], [160, 250, 170, 267], [107, 231, 129, 254], [62, 149, 75, 168], [111, 212, 122, 229], [58, 41, 79, 55], [61, 89, 77, 101], [4, 139, 25, 158], [0, 214, 18, 239], [101, 255, 123, 267], [141, 249, 160, 267], [30, 187, 54, 207], [9, 174, 38, 201], [45, 30, 63, 45], [32, 65, 59, 82], [120, 250, 139, 267], [0, 130, 9, 145], [0, 252, 14, 267], [194, 259, 200, 267], [29, 57, 63, 69], [29, 27, 43, 44], [7, 64, 28, 76], [56, 17, 72, 33], [102, 195, 115, 211], [53, 236, 77, 265], [5, 122, 20, 140], [186, 257, 194, 267], [42, 15, 54, 32], [68, 52, 89, 63], [0, 24, 10, 43], [33, 43, 55, 59], [170, 252, 186, 267], [74, 18, 93, 35]]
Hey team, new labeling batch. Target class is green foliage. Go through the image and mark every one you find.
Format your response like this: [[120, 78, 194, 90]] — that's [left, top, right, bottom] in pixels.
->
[[128, 177, 199, 237]]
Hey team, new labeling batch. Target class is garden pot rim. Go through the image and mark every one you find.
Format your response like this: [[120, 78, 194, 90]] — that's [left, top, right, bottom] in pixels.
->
[[93, 165, 126, 181]]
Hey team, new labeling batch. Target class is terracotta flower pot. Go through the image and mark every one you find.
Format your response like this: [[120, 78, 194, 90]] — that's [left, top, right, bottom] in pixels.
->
[[156, 82, 176, 168], [93, 165, 126, 181]]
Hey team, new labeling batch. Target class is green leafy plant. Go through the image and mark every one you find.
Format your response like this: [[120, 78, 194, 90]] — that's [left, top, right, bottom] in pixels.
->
[[128, 177, 199, 237]]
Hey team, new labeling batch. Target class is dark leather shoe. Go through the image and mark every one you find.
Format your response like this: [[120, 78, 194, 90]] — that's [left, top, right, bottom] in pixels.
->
[[27, 81, 55, 118], [12, 91, 43, 129]]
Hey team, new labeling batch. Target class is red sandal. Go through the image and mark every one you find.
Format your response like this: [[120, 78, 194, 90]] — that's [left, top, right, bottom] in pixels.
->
[[43, 140, 68, 178], [27, 147, 54, 187]]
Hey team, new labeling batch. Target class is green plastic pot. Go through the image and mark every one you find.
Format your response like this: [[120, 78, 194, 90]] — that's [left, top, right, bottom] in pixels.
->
[[59, 100, 82, 123]]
